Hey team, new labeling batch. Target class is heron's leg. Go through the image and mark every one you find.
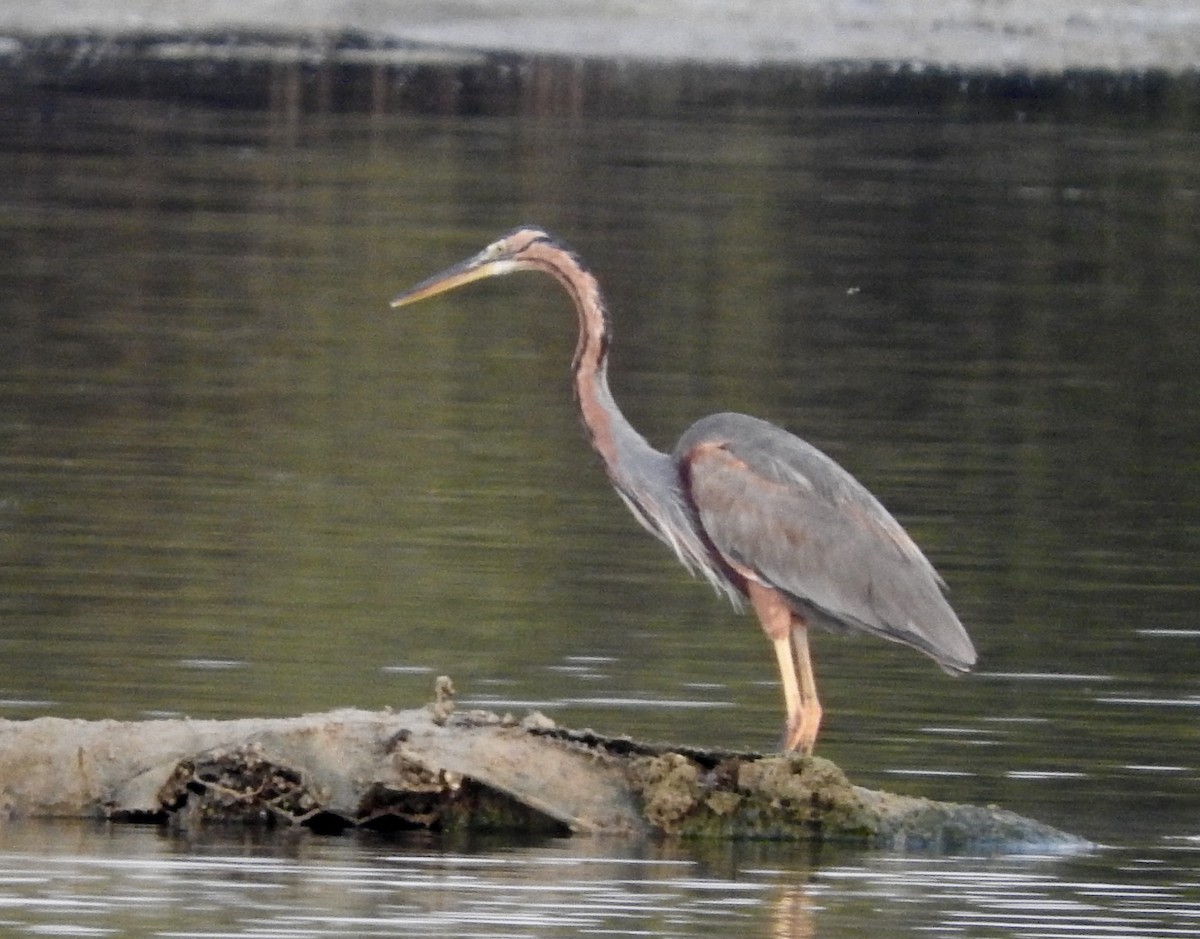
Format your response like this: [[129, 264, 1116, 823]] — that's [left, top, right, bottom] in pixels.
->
[[747, 581, 808, 754], [771, 633, 802, 739], [787, 621, 823, 756]]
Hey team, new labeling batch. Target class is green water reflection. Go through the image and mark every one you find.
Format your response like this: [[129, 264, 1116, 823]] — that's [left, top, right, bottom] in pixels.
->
[[0, 60, 1197, 847]]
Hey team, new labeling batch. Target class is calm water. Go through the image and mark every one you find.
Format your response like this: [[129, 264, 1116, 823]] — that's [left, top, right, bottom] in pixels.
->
[[2, 52, 1199, 936]]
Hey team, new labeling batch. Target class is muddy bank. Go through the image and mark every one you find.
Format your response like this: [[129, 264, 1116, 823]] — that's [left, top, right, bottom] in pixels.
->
[[0, 1, 1197, 72], [0, 682, 1085, 851]]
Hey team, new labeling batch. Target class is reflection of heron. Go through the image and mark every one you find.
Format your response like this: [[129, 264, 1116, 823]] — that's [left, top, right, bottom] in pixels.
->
[[391, 226, 976, 755]]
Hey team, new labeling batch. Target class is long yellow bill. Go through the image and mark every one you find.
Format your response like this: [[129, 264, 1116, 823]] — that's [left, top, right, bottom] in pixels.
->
[[390, 254, 514, 309]]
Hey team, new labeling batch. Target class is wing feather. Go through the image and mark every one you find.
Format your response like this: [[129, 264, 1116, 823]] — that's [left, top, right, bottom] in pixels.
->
[[675, 412, 976, 671]]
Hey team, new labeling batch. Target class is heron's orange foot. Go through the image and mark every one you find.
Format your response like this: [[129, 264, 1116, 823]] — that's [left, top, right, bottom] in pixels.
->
[[781, 718, 817, 757], [780, 704, 822, 756]]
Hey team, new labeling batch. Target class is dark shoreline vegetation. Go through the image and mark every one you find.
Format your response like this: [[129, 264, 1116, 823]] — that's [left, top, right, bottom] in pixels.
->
[[1, 31, 1197, 125]]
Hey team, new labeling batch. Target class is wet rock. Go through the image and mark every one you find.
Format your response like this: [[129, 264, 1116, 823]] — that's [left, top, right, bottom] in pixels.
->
[[625, 748, 1083, 850], [0, 688, 1087, 852]]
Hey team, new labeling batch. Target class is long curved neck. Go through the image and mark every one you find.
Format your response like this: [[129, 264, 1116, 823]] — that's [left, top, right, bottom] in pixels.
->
[[518, 237, 742, 605], [521, 241, 658, 474], [570, 282, 638, 473]]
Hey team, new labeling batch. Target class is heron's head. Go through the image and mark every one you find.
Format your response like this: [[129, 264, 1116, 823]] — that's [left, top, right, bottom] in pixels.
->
[[390, 226, 555, 309]]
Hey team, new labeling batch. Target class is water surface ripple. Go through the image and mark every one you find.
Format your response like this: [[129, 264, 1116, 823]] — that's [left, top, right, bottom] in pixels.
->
[[1, 58, 1198, 938]]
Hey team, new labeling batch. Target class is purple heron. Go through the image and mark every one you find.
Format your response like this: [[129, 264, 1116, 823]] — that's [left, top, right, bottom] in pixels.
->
[[391, 226, 976, 755]]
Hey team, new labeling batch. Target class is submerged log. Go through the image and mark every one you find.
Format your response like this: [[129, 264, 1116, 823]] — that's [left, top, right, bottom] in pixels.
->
[[0, 681, 1085, 851]]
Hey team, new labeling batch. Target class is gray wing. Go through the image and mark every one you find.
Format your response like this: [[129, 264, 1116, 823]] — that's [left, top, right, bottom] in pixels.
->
[[674, 412, 976, 672]]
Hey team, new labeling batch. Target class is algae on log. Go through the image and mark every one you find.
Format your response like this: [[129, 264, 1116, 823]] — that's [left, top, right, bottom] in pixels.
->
[[0, 695, 1085, 851]]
